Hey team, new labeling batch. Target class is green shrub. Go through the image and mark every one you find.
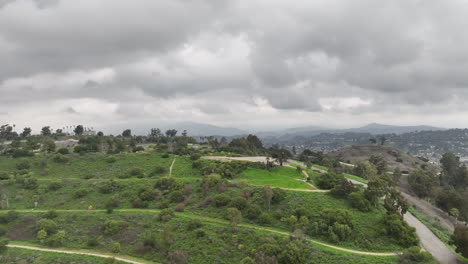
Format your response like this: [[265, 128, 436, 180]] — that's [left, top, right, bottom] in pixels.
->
[[57, 148, 69, 155], [47, 182, 63, 192], [399, 246, 436, 264], [348, 192, 372, 212], [0, 172, 9, 180], [52, 154, 69, 163], [158, 208, 175, 222], [37, 218, 58, 234], [213, 194, 231, 207], [105, 156, 117, 163], [46, 230, 66, 247], [246, 204, 262, 220], [187, 219, 203, 230], [154, 165, 166, 175], [16, 160, 31, 170], [190, 153, 201, 160], [317, 172, 345, 189], [0, 211, 18, 224], [73, 189, 89, 199], [0, 239, 8, 253], [230, 197, 248, 210], [311, 209, 353, 242], [162, 153, 170, 158], [23, 176, 38, 190], [43, 210, 58, 219], [383, 214, 419, 247], [258, 212, 273, 224], [0, 226, 7, 236], [98, 179, 121, 194], [103, 220, 129, 236]]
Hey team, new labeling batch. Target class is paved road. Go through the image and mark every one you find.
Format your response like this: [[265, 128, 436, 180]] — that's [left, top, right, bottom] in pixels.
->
[[404, 213, 461, 264], [200, 156, 462, 262]]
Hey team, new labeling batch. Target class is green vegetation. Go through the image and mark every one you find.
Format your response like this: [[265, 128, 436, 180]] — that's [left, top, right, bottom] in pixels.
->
[[239, 167, 312, 189], [0, 128, 432, 263], [1, 247, 130, 264]]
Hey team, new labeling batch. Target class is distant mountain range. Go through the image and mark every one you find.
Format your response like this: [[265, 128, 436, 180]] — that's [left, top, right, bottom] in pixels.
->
[[106, 122, 445, 137], [256, 123, 445, 138]]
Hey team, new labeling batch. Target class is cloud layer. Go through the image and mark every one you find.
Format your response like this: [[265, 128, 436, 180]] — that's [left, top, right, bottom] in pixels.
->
[[1, 0, 468, 133]]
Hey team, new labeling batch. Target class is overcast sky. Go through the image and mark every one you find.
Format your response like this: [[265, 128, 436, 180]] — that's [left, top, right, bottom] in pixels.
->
[[1, 0, 468, 133]]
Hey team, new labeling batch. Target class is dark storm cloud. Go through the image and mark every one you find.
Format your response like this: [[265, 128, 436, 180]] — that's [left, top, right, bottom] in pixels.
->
[[2, 0, 468, 130]]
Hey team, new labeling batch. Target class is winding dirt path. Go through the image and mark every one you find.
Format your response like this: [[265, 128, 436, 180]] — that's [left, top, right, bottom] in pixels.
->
[[7, 244, 155, 264], [168, 157, 176, 177], [13, 209, 396, 257]]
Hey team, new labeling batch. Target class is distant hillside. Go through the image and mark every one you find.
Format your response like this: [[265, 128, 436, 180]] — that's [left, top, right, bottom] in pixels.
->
[[329, 144, 436, 172], [344, 123, 444, 135]]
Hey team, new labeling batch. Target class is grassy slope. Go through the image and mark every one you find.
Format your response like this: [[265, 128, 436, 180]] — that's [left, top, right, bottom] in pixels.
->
[[0, 152, 406, 261], [2, 211, 397, 264], [239, 166, 312, 189]]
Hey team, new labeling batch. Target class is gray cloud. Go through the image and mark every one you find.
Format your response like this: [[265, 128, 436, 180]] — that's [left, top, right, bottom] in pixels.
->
[[2, 0, 468, 131]]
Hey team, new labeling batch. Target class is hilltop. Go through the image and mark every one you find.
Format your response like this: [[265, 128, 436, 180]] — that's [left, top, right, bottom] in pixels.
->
[[329, 144, 434, 172]]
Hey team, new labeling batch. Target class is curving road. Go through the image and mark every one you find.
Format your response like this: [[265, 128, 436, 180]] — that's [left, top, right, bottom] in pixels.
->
[[205, 157, 462, 263]]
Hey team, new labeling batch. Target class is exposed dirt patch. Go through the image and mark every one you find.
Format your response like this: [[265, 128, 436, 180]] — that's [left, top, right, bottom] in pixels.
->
[[8, 215, 36, 240]]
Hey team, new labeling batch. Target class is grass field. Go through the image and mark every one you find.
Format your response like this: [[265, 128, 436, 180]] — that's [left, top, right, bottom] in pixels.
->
[[238, 166, 313, 189]]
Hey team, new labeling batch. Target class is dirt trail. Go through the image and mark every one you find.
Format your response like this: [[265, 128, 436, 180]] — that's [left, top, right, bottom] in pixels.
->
[[168, 157, 176, 177], [7, 244, 154, 264], [13, 209, 395, 257], [246, 225, 397, 256]]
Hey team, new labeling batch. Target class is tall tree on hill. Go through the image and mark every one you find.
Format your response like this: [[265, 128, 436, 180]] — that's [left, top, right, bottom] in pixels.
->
[[182, 130, 187, 137], [369, 137, 377, 144], [270, 146, 292, 166], [0, 124, 18, 141], [165, 129, 178, 137], [74, 125, 84, 135], [122, 129, 132, 137], [452, 225, 468, 258], [379, 136, 387, 145], [21, 127, 32, 137], [41, 126, 52, 136]]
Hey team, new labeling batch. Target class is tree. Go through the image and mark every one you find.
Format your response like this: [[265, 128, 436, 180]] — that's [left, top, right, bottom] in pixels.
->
[[316, 172, 344, 189], [97, 131, 104, 136], [0, 124, 18, 141], [150, 128, 162, 138], [41, 126, 52, 136], [21, 127, 32, 137], [408, 169, 437, 198], [349, 192, 372, 212], [278, 239, 309, 264], [226, 207, 242, 226], [264, 185, 273, 210], [122, 129, 132, 137], [270, 147, 292, 166], [450, 208, 460, 223], [0, 239, 8, 253], [379, 136, 387, 145], [165, 129, 178, 137], [353, 162, 377, 179], [451, 225, 468, 258], [74, 125, 84, 135], [42, 140, 56, 153], [369, 154, 387, 175], [182, 130, 188, 137], [369, 138, 377, 144]]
